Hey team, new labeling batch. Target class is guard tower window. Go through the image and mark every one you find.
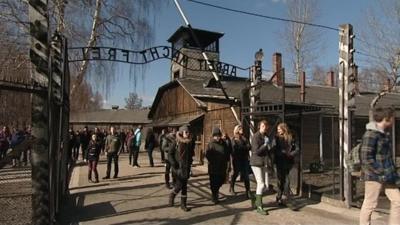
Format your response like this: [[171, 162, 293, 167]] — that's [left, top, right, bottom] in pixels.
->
[[173, 70, 180, 79]]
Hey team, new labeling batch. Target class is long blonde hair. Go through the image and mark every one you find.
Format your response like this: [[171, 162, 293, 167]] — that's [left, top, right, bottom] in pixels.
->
[[277, 123, 293, 143]]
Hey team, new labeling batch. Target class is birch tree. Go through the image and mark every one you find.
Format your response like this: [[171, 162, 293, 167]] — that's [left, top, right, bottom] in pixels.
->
[[281, 0, 322, 82], [359, 0, 400, 91]]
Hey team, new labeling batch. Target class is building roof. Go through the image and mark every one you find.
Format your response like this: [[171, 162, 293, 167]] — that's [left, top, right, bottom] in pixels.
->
[[259, 82, 400, 117], [152, 114, 204, 127], [167, 26, 224, 48], [148, 76, 248, 119], [70, 109, 151, 124]]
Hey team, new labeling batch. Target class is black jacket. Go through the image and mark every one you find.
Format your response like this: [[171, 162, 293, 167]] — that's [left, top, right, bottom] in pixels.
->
[[205, 139, 230, 175], [231, 135, 251, 161], [169, 133, 195, 180], [250, 131, 274, 168], [86, 140, 101, 161], [274, 136, 298, 166]]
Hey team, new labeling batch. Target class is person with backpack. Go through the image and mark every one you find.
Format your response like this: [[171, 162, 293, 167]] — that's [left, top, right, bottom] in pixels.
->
[[360, 107, 400, 225], [206, 127, 231, 204], [163, 127, 177, 189], [132, 125, 143, 168], [87, 134, 102, 183], [274, 123, 299, 206], [168, 125, 195, 212], [103, 126, 122, 179], [230, 124, 252, 199]]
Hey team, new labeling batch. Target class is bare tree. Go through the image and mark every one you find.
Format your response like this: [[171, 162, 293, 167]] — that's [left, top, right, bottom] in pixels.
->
[[281, 0, 322, 82], [124, 92, 143, 110], [359, 0, 400, 91], [0, 0, 164, 98]]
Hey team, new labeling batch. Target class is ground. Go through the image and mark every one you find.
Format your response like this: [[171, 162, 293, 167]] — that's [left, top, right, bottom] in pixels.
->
[[57, 150, 390, 225]]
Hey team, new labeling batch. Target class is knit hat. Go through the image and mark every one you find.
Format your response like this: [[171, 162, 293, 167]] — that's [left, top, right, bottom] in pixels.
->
[[179, 125, 189, 133], [212, 127, 222, 136]]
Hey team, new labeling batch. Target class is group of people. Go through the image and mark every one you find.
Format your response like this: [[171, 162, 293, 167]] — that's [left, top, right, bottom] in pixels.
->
[[159, 120, 298, 214], [70, 124, 166, 183], [0, 125, 32, 167]]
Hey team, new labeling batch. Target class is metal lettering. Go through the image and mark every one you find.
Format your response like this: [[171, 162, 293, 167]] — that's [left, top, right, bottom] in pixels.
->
[[121, 49, 129, 62], [149, 47, 160, 60], [140, 50, 148, 63], [108, 48, 116, 61], [91, 47, 100, 60]]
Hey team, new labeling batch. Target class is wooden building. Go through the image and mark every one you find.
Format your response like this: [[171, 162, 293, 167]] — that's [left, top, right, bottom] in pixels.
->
[[70, 108, 151, 131], [149, 26, 400, 168]]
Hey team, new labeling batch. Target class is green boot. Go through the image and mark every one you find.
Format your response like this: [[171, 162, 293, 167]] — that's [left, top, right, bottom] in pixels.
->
[[255, 195, 268, 215], [249, 191, 256, 209]]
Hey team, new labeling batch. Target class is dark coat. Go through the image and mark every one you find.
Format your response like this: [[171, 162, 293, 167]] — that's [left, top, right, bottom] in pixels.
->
[[86, 140, 102, 161], [163, 133, 176, 154], [274, 136, 299, 169], [206, 139, 230, 175], [144, 132, 156, 150], [169, 133, 194, 180], [249, 131, 274, 170], [231, 135, 251, 162]]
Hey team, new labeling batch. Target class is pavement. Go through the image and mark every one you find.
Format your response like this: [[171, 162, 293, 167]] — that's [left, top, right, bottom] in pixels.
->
[[58, 149, 389, 225]]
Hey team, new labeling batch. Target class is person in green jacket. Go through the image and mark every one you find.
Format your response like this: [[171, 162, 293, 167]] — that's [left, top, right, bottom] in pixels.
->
[[103, 126, 122, 179]]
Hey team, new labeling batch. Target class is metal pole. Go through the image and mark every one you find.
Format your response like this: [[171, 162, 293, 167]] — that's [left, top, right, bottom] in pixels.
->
[[173, 0, 240, 124], [282, 68, 285, 122], [29, 0, 51, 224]]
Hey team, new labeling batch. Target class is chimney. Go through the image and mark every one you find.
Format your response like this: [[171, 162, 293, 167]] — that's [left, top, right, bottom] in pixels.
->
[[272, 53, 283, 86], [384, 78, 392, 92], [325, 71, 335, 87], [111, 105, 119, 110], [300, 71, 306, 103]]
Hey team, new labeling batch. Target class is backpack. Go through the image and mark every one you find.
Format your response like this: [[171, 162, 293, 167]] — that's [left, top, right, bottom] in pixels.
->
[[346, 142, 362, 175], [129, 134, 137, 149]]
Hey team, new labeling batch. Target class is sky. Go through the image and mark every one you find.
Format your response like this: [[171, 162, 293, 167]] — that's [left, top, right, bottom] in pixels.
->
[[102, 0, 378, 108]]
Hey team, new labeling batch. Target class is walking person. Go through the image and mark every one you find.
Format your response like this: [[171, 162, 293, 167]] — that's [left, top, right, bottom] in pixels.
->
[[159, 129, 167, 163], [127, 128, 136, 165], [145, 127, 156, 167], [168, 125, 195, 212], [230, 124, 252, 198], [132, 125, 143, 168], [249, 120, 275, 215], [0, 126, 11, 161], [274, 123, 299, 206], [163, 128, 177, 189], [87, 134, 101, 183], [103, 126, 122, 179], [360, 107, 400, 225], [206, 127, 230, 204], [80, 126, 91, 162], [73, 130, 80, 160]]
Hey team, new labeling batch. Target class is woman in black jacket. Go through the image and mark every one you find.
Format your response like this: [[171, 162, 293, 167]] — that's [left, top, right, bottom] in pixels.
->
[[206, 127, 230, 204], [230, 125, 252, 198], [87, 134, 102, 183], [275, 123, 298, 205], [168, 125, 195, 212], [144, 128, 156, 167], [249, 120, 274, 215]]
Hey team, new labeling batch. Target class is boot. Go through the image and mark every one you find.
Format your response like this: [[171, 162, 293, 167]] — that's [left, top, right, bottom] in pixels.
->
[[88, 173, 92, 183], [94, 173, 99, 183], [249, 192, 256, 209], [229, 181, 236, 195], [169, 192, 176, 207], [255, 195, 268, 215], [165, 174, 172, 189], [180, 196, 191, 212], [211, 190, 219, 204]]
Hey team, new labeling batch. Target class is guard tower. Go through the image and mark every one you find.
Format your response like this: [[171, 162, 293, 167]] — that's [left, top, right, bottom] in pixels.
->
[[167, 26, 224, 80]]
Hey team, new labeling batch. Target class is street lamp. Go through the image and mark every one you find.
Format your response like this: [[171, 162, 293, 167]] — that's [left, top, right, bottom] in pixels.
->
[[254, 49, 264, 81]]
